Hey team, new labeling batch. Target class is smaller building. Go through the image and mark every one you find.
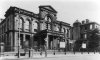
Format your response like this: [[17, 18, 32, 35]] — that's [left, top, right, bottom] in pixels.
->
[[71, 19, 100, 51]]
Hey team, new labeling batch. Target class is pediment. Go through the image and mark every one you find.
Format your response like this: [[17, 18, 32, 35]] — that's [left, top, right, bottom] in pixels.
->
[[39, 5, 57, 13]]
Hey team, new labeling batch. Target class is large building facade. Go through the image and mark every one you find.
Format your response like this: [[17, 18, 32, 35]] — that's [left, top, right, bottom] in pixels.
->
[[0, 5, 71, 52]]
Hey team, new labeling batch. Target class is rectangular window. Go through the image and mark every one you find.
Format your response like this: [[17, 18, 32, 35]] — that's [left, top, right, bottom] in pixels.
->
[[48, 24, 51, 30], [90, 25, 92, 30], [84, 34, 87, 39]]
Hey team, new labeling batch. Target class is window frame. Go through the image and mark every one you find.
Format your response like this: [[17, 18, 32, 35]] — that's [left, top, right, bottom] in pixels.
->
[[25, 19, 30, 31]]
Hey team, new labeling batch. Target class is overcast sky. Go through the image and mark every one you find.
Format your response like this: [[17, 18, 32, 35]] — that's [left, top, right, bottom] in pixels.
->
[[0, 0, 100, 25]]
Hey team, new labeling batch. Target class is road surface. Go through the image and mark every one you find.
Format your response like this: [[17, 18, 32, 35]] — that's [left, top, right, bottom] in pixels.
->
[[1, 53, 100, 60]]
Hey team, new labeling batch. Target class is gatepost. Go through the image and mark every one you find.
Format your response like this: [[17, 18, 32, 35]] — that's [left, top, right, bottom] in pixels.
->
[[0, 42, 4, 56]]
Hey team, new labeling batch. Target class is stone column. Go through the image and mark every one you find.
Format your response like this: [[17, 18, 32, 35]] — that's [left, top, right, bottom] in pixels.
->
[[23, 34, 25, 41], [30, 34, 33, 48], [14, 32, 18, 52], [31, 34, 34, 49], [45, 34, 49, 49]]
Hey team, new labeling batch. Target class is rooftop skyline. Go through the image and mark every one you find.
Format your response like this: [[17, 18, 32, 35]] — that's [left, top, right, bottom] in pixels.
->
[[0, 0, 100, 26]]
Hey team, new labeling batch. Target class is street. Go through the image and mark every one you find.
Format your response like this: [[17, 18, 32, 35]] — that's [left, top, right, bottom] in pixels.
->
[[1, 53, 100, 60]]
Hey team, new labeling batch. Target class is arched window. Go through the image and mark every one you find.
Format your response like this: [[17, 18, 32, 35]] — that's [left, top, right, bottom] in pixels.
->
[[54, 24, 56, 31], [62, 28, 65, 32], [34, 21, 38, 32], [64, 28, 66, 33], [67, 29, 69, 37], [48, 17, 51, 22], [58, 26, 60, 31], [19, 18, 23, 29], [44, 16, 48, 21], [48, 24, 51, 30], [25, 19, 30, 31], [44, 15, 52, 22], [56, 24, 59, 31]]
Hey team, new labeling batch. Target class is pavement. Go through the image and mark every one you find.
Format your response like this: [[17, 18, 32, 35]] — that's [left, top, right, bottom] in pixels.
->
[[0, 52, 100, 60]]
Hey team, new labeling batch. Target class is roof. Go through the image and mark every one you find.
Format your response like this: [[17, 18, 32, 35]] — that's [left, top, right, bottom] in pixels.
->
[[74, 20, 81, 24], [39, 5, 57, 13], [52, 20, 70, 27], [5, 6, 39, 18], [81, 22, 100, 26]]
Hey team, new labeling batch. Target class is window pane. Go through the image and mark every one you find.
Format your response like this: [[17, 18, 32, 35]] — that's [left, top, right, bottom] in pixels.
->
[[48, 18, 51, 22], [90, 25, 92, 29], [84, 34, 87, 39], [19, 19, 22, 29], [56, 25, 59, 31], [34, 22, 38, 29], [44, 16, 47, 21], [62, 28, 64, 32], [25, 20, 29, 30], [34, 21, 38, 32]]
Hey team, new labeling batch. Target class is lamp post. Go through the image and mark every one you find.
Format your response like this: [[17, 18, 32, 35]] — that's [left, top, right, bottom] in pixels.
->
[[44, 16, 49, 57], [18, 14, 20, 58]]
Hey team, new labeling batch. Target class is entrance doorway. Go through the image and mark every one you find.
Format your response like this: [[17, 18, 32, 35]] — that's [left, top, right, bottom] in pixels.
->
[[19, 34, 30, 49], [20, 34, 23, 49], [25, 35, 30, 47], [48, 35, 53, 49], [48, 35, 60, 50]]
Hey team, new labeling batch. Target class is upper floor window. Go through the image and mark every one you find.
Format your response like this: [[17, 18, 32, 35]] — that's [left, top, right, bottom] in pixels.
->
[[62, 28, 65, 32], [54, 24, 59, 31], [84, 34, 87, 39], [19, 18, 23, 29], [48, 24, 51, 30], [48, 17, 51, 22], [95, 24, 98, 29], [34, 21, 38, 32], [67, 29, 69, 37], [58, 26, 60, 31], [44, 16, 48, 21], [25, 19, 30, 31], [44, 15, 52, 22], [90, 25, 92, 30], [64, 28, 66, 33], [85, 26, 88, 30]]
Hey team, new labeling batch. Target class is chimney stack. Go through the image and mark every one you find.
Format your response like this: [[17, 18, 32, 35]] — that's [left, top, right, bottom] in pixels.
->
[[82, 20, 85, 24], [86, 19, 89, 23]]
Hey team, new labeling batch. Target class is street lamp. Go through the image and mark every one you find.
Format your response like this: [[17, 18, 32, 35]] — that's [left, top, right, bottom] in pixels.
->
[[44, 16, 49, 57]]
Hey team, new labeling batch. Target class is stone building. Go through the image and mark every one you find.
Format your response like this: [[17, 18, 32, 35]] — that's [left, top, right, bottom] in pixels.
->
[[71, 19, 100, 51], [0, 5, 71, 52]]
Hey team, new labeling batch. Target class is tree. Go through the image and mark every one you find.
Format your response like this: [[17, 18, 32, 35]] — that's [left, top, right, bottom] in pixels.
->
[[34, 29, 47, 48], [73, 40, 83, 51], [87, 28, 100, 51]]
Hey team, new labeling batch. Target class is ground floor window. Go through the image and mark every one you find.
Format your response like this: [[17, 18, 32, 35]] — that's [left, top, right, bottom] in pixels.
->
[[19, 34, 31, 49]]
